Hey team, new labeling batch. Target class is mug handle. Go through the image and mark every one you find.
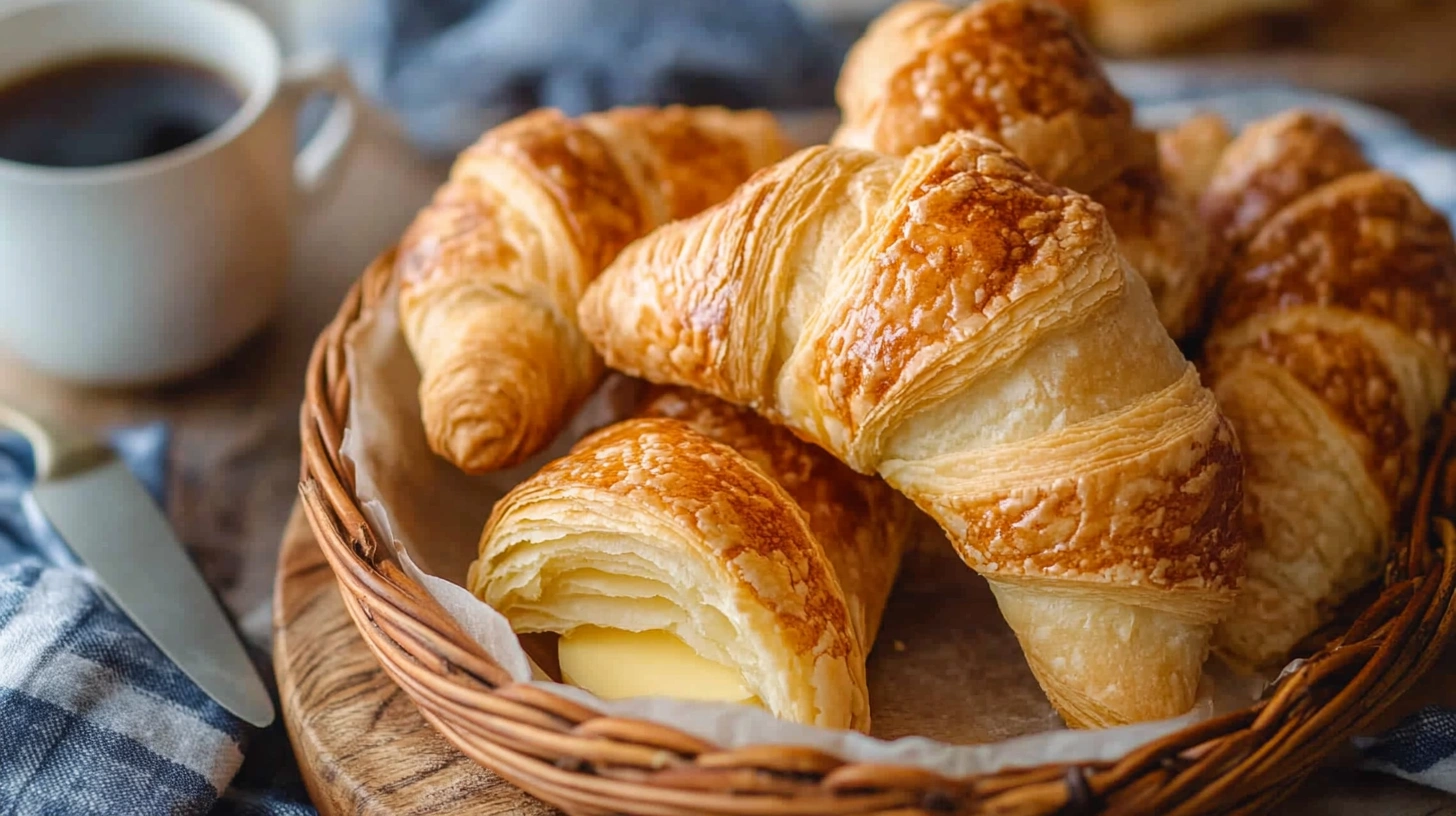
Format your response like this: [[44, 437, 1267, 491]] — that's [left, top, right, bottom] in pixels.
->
[[280, 52, 360, 203]]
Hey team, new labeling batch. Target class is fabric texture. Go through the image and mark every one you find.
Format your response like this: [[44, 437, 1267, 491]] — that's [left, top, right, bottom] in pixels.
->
[[0, 428, 313, 815], [1356, 706, 1456, 794], [317, 0, 848, 154]]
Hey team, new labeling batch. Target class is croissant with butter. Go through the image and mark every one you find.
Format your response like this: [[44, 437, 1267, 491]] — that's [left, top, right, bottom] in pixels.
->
[[832, 0, 1214, 339], [578, 131, 1246, 728], [1204, 111, 1456, 668], [469, 388, 917, 730], [398, 106, 789, 473]]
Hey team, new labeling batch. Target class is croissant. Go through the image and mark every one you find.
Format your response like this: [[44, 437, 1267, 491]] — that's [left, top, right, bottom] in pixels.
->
[[578, 131, 1246, 728], [833, 0, 1144, 192], [398, 106, 790, 473], [1203, 112, 1456, 668], [831, 0, 1212, 338], [468, 412, 883, 731], [1198, 110, 1369, 265], [638, 387, 915, 648]]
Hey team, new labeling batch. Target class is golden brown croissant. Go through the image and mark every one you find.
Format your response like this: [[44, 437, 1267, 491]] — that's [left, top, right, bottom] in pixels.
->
[[398, 106, 790, 473], [1203, 112, 1456, 668], [468, 415, 874, 731], [833, 0, 1145, 192], [638, 386, 916, 648], [1199, 110, 1370, 266], [578, 131, 1246, 728], [831, 0, 1213, 339]]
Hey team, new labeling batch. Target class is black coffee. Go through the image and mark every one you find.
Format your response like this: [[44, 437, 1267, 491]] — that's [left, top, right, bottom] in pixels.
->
[[0, 53, 242, 168]]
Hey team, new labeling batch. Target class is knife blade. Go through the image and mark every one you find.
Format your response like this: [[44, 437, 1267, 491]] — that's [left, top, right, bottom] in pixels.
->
[[2, 399, 275, 728]]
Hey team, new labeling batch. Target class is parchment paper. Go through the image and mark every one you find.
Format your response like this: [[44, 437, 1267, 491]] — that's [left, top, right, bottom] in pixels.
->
[[336, 271, 1283, 777]]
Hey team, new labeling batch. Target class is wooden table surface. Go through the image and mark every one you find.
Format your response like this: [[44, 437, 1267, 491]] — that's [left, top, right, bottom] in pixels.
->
[[2, 106, 1453, 813]]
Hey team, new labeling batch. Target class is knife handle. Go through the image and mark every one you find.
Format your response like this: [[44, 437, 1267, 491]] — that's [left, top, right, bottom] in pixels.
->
[[0, 399, 112, 480]]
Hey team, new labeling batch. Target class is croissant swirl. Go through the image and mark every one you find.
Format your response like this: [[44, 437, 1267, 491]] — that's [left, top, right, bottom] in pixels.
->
[[579, 131, 1246, 728], [398, 106, 789, 473], [469, 412, 883, 731], [831, 0, 1213, 339], [1204, 112, 1456, 668]]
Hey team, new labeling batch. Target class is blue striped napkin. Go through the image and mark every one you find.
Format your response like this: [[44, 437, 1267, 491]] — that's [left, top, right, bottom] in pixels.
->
[[0, 427, 312, 815]]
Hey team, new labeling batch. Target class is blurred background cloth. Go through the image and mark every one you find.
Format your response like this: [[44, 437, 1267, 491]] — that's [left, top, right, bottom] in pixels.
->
[[305, 0, 848, 154], [238, 0, 1456, 154]]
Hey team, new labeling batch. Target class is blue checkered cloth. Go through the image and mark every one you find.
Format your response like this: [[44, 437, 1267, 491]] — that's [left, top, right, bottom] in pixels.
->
[[0, 427, 314, 815]]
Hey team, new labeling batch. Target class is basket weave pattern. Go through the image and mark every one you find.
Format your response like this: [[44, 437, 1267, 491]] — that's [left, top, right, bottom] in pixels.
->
[[299, 256, 1456, 815]]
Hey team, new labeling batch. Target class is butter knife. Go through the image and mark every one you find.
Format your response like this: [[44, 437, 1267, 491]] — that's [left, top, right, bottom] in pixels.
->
[[0, 400, 274, 727]]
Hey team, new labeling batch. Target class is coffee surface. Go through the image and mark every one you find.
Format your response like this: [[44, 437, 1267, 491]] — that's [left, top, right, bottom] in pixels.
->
[[0, 53, 242, 169]]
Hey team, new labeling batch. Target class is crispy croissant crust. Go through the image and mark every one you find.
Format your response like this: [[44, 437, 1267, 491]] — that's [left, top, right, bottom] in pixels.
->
[[832, 0, 1212, 339], [469, 418, 871, 731], [833, 0, 1145, 193], [638, 386, 915, 649], [579, 132, 1246, 728], [398, 106, 789, 473], [1199, 110, 1371, 262], [1206, 119, 1456, 667]]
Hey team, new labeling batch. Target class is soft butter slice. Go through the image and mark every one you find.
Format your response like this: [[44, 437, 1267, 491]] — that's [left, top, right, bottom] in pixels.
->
[[558, 626, 761, 705]]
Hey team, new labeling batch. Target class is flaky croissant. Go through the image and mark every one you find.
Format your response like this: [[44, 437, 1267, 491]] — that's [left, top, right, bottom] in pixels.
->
[[1199, 111, 1370, 271], [638, 386, 915, 649], [831, 0, 1213, 339], [469, 412, 884, 731], [579, 131, 1246, 728], [833, 0, 1144, 192], [398, 106, 789, 473], [1204, 112, 1456, 668]]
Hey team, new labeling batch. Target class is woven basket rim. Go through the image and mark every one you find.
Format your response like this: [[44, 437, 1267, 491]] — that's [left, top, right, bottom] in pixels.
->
[[296, 251, 1456, 816]]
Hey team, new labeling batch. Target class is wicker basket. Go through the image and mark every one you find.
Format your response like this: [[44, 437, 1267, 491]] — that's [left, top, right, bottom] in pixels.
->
[[298, 253, 1456, 816]]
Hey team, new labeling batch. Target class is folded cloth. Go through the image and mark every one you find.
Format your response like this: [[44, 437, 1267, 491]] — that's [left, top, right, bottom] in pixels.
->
[[1356, 706, 1456, 794], [319, 0, 847, 154], [0, 427, 313, 815]]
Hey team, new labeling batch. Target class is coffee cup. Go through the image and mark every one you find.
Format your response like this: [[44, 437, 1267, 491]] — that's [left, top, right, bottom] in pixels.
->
[[0, 0, 358, 385]]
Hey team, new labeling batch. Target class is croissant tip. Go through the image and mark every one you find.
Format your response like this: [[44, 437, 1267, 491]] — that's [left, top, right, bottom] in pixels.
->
[[428, 417, 520, 474], [420, 383, 559, 474]]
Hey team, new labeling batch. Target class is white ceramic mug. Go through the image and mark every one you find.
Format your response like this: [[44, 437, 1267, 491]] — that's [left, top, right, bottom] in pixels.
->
[[0, 0, 358, 385]]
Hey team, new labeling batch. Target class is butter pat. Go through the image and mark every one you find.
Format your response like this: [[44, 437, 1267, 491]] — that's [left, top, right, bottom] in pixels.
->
[[558, 626, 760, 705]]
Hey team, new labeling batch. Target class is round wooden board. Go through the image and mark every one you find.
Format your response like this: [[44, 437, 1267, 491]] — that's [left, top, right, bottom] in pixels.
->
[[273, 503, 557, 816]]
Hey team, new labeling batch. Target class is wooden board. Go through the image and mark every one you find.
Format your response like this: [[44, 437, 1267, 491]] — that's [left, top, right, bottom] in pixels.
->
[[274, 501, 1456, 815], [273, 504, 555, 815]]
